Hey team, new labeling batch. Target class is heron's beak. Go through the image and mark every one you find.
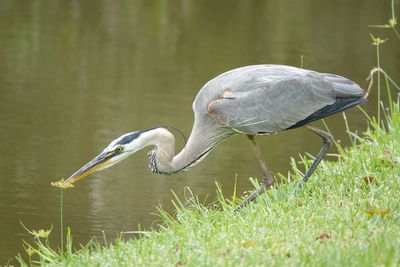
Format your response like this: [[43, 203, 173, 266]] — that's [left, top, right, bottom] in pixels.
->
[[63, 151, 114, 184]]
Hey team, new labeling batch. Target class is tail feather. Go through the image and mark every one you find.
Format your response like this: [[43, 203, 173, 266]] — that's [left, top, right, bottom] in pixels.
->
[[286, 96, 367, 130]]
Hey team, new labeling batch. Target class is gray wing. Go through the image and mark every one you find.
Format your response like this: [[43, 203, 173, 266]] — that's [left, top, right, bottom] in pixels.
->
[[206, 67, 365, 134]]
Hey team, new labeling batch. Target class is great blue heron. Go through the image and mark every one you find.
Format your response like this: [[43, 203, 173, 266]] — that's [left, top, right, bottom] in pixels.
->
[[63, 65, 366, 210]]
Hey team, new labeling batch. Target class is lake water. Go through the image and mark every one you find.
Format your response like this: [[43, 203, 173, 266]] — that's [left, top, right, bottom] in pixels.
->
[[0, 0, 399, 263]]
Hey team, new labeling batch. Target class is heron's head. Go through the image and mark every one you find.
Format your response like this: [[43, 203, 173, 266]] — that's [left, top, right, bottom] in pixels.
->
[[63, 129, 154, 184]]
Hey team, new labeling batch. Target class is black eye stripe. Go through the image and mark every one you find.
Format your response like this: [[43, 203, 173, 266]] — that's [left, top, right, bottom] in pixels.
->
[[115, 132, 141, 145], [114, 127, 158, 145]]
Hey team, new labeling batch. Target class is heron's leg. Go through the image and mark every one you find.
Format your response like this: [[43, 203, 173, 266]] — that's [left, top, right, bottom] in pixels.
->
[[234, 135, 274, 212], [298, 125, 333, 187], [234, 126, 333, 212]]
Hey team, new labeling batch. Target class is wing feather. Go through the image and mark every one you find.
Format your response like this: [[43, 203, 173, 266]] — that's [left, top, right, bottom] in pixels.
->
[[206, 68, 364, 134]]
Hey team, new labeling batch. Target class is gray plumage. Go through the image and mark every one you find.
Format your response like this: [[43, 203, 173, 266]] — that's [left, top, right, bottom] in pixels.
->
[[172, 64, 365, 173], [198, 65, 364, 134], [64, 64, 366, 210]]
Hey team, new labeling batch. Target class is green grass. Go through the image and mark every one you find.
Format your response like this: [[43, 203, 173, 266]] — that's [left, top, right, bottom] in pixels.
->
[[17, 102, 400, 266]]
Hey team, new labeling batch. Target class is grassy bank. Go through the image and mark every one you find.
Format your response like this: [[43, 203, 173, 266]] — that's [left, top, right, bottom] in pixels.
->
[[18, 100, 400, 266]]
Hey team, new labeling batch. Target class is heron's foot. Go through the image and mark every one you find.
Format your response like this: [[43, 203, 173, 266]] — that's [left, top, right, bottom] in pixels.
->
[[235, 135, 275, 212], [234, 175, 274, 212]]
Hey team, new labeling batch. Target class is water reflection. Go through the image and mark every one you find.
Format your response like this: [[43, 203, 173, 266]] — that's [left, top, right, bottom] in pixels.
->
[[0, 0, 398, 263]]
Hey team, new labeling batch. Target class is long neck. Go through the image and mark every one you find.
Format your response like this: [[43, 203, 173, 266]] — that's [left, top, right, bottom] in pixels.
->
[[143, 125, 234, 174]]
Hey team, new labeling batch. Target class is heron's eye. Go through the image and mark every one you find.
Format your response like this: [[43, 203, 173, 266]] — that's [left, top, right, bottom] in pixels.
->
[[116, 146, 124, 152]]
